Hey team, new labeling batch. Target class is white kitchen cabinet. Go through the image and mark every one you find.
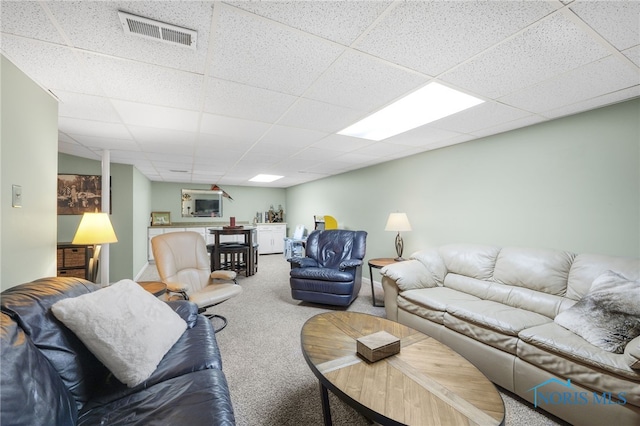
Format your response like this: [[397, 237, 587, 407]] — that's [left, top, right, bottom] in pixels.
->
[[257, 223, 286, 254]]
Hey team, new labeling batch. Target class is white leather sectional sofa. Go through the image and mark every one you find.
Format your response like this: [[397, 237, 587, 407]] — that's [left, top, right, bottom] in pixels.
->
[[380, 244, 640, 426]]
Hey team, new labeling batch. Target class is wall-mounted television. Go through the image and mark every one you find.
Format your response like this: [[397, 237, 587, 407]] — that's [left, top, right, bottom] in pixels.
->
[[194, 199, 220, 217], [182, 189, 223, 217]]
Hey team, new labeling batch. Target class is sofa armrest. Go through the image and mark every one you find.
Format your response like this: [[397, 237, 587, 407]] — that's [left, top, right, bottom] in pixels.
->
[[381, 258, 442, 292], [339, 259, 362, 271], [165, 300, 199, 329], [625, 335, 640, 369], [288, 257, 318, 268], [382, 276, 400, 321]]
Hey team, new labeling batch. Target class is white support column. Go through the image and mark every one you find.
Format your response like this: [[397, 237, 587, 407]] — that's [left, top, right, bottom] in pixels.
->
[[101, 150, 111, 285]]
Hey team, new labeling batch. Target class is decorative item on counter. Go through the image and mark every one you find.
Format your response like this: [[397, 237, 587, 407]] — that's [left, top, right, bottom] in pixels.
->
[[223, 216, 242, 229]]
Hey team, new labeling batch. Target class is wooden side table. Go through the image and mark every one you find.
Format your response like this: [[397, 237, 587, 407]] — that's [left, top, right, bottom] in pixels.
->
[[368, 257, 402, 307], [137, 281, 167, 299]]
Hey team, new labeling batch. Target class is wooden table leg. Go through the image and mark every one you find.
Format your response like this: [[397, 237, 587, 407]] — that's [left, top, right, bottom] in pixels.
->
[[320, 382, 332, 426]]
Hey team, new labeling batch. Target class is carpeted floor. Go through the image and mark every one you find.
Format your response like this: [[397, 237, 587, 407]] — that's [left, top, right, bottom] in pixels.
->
[[140, 254, 566, 426]]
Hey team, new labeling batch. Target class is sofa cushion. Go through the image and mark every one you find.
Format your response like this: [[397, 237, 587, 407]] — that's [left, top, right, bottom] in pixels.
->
[[77, 369, 236, 426], [566, 253, 640, 301], [493, 247, 574, 296], [381, 257, 441, 291], [554, 271, 640, 354], [439, 244, 500, 280], [444, 300, 552, 354], [83, 313, 224, 409], [518, 323, 640, 407], [398, 287, 480, 324], [52, 279, 187, 388], [0, 277, 109, 409], [0, 313, 78, 426]]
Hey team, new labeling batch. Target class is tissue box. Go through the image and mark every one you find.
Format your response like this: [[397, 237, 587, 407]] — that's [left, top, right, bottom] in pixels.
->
[[356, 331, 400, 362]]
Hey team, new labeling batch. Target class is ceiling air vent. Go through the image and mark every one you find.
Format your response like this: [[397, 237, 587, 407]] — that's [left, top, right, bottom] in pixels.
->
[[118, 11, 197, 50]]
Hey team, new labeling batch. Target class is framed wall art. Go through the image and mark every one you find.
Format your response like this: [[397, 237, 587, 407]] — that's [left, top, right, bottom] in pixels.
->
[[151, 211, 171, 226], [57, 174, 108, 215]]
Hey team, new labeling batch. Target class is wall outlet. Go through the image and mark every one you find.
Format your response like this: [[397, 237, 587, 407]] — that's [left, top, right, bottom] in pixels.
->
[[12, 185, 22, 208]]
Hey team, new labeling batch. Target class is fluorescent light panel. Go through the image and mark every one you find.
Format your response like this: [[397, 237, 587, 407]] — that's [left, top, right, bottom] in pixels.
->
[[249, 174, 283, 183], [338, 82, 484, 141]]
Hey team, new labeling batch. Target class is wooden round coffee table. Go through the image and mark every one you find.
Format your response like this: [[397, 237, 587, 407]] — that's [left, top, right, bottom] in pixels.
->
[[301, 312, 505, 426]]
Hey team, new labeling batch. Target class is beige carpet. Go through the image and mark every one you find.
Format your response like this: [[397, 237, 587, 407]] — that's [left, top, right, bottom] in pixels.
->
[[140, 254, 567, 426]]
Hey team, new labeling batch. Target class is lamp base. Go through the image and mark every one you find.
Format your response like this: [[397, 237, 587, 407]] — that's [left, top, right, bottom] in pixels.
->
[[394, 232, 404, 262]]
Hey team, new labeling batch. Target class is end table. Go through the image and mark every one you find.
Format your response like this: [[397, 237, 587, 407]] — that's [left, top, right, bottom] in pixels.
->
[[368, 257, 403, 307]]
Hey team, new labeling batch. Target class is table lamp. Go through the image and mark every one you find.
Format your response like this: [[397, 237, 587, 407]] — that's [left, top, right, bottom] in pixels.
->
[[385, 213, 412, 261], [72, 212, 118, 282]]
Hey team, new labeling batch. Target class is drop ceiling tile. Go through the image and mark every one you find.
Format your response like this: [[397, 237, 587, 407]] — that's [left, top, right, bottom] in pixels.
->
[[623, 45, 640, 68], [471, 115, 546, 139], [109, 151, 148, 163], [82, 53, 204, 110], [428, 101, 533, 134], [304, 49, 428, 111], [570, 0, 640, 50], [111, 100, 199, 132], [58, 141, 100, 160], [0, 1, 63, 43], [200, 113, 271, 143], [311, 134, 373, 152], [58, 116, 131, 139], [352, 141, 413, 158], [356, 1, 558, 75], [278, 98, 365, 133], [209, 5, 345, 95], [1, 35, 100, 94], [499, 56, 640, 113], [66, 134, 140, 152], [441, 12, 611, 99], [127, 126, 197, 146], [226, 0, 392, 45], [290, 147, 340, 162], [384, 125, 466, 147], [56, 91, 121, 122], [259, 125, 327, 147], [204, 78, 298, 123], [541, 85, 640, 119], [46, 1, 212, 73]]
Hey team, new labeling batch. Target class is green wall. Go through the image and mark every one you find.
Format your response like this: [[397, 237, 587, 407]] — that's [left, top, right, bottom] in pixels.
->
[[285, 99, 640, 260], [151, 182, 286, 226], [1, 55, 59, 290]]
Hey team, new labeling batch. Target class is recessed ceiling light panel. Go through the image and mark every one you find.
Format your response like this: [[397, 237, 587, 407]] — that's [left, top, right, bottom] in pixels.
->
[[338, 82, 484, 141], [249, 174, 284, 183]]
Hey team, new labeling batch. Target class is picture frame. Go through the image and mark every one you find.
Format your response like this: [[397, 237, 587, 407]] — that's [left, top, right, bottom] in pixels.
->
[[57, 174, 108, 215], [151, 211, 171, 226]]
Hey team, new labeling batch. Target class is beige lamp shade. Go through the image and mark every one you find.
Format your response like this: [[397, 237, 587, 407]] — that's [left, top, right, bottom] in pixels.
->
[[384, 213, 412, 232], [72, 213, 118, 245]]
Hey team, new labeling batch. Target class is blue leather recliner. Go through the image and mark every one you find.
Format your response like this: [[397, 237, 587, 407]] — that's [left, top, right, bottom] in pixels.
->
[[289, 229, 367, 306]]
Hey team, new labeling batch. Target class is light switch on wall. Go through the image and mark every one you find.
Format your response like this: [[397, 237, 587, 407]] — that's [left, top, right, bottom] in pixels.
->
[[12, 185, 22, 208]]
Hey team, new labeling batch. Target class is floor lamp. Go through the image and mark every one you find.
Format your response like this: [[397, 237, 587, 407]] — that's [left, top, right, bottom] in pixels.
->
[[385, 212, 412, 261], [72, 212, 118, 283]]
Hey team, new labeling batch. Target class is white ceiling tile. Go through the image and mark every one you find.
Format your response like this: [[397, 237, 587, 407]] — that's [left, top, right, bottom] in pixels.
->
[[352, 142, 413, 158], [429, 101, 533, 134], [200, 113, 271, 143], [204, 78, 297, 123], [111, 100, 199, 132], [56, 91, 121, 122], [47, 1, 212, 73], [82, 53, 204, 110], [209, 5, 345, 95], [311, 134, 373, 152], [142, 140, 195, 156], [1, 35, 100, 94], [258, 125, 327, 147], [304, 49, 428, 111], [356, 1, 559, 75], [66, 134, 139, 152], [441, 12, 611, 99], [290, 147, 340, 162], [278, 98, 365, 133], [570, 0, 640, 51], [541, 85, 640, 119], [127, 126, 197, 147], [470, 115, 546, 139], [499, 56, 640, 113], [226, 1, 392, 45], [623, 45, 640, 68], [0, 1, 63, 43], [58, 141, 101, 160], [58, 116, 131, 139], [384, 125, 466, 147]]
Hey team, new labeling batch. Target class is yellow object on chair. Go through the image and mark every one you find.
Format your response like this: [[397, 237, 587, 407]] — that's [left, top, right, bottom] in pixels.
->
[[324, 215, 338, 230]]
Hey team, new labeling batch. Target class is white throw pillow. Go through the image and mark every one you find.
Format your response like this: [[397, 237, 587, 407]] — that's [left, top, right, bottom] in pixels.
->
[[554, 271, 640, 354], [51, 279, 187, 387]]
